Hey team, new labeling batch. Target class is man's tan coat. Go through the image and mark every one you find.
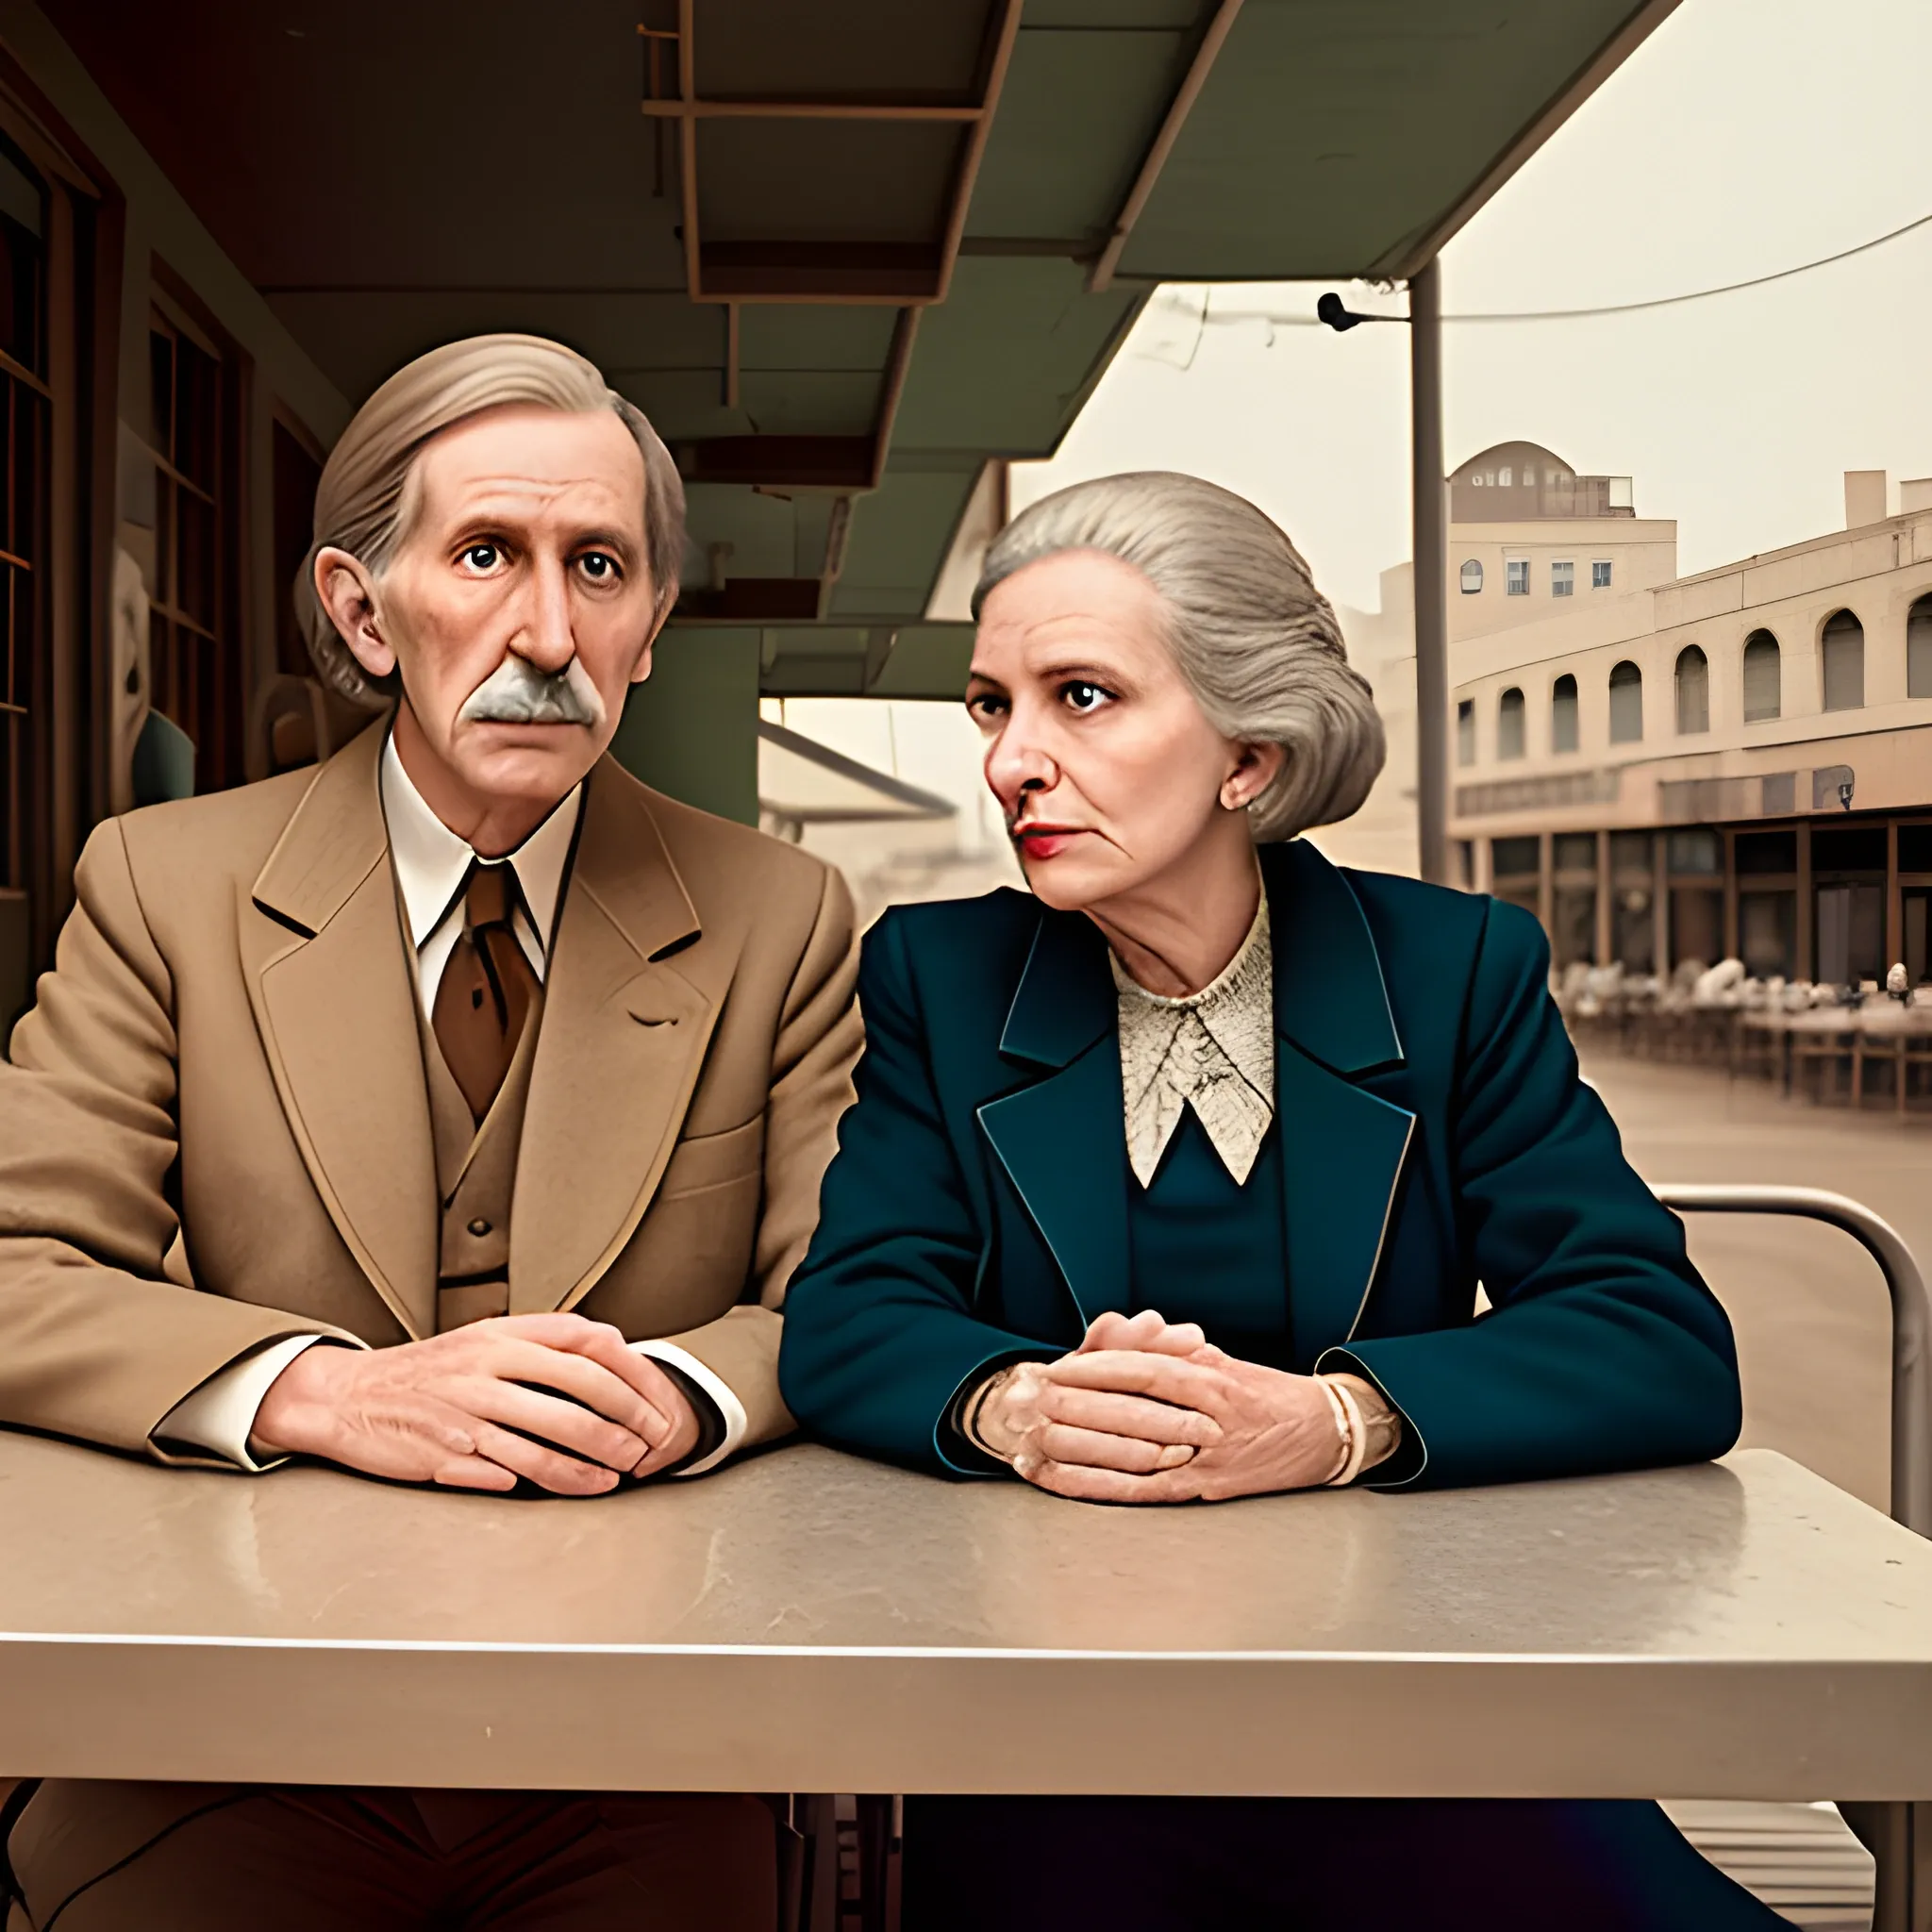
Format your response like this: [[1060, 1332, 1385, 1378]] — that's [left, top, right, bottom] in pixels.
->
[[0, 722, 860, 1459]]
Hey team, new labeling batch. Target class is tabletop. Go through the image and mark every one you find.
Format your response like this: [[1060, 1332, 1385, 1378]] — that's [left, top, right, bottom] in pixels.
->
[[2, 1434, 1930, 1799]]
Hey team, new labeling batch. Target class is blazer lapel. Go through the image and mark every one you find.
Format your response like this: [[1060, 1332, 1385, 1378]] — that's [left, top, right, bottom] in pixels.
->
[[510, 759, 717, 1314], [974, 845, 1417, 1355], [1263, 842, 1417, 1362], [242, 722, 440, 1339], [976, 910, 1130, 1328]]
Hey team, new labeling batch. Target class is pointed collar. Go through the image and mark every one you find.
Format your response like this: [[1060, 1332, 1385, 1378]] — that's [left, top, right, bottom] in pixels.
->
[[250, 720, 700, 970], [997, 839, 1403, 1078], [380, 730, 581, 958]]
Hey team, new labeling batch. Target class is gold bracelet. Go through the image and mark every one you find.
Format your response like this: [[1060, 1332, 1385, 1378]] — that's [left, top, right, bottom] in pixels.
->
[[964, 1366, 1015, 1457], [1317, 1376, 1355, 1484], [1321, 1376, 1370, 1487]]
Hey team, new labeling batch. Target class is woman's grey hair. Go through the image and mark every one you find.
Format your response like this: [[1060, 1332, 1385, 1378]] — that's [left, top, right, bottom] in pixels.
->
[[973, 472, 1385, 842], [297, 333, 687, 709]]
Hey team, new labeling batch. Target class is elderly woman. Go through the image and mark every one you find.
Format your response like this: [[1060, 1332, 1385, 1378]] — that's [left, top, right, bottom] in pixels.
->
[[776, 474, 1781, 1931]]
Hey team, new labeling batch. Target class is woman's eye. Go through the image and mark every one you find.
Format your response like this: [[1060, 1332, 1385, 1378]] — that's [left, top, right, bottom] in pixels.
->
[[461, 542, 500, 572], [578, 552, 619, 582], [1061, 680, 1110, 714], [965, 694, 1007, 725]]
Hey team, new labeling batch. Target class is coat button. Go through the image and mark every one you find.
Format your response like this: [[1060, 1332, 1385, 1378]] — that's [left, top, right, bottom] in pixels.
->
[[467, 1217, 491, 1237]]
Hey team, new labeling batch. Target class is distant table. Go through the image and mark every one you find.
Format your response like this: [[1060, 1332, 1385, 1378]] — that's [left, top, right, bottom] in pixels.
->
[[1, 1436, 1930, 1799]]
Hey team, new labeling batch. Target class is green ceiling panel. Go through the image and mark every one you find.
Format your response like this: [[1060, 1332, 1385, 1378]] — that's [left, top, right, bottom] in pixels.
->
[[891, 257, 1141, 456], [966, 26, 1185, 241], [868, 624, 976, 700], [828, 466, 981, 618], [613, 370, 745, 442], [682, 483, 806, 581], [1118, 0, 1649, 279], [737, 304, 902, 371], [738, 369, 883, 436], [1021, 0, 1204, 24]]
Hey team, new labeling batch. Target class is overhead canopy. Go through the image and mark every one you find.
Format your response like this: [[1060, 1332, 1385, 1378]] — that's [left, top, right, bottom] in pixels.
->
[[49, 0, 1674, 697]]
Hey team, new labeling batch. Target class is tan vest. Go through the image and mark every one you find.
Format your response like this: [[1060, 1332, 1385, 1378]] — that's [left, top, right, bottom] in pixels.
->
[[411, 974, 546, 1332]]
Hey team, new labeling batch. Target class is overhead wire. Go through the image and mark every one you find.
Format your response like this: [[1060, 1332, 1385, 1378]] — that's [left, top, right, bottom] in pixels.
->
[[1140, 206, 1932, 352]]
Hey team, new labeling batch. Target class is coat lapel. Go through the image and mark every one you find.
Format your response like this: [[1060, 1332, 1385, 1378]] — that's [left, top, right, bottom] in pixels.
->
[[510, 758, 717, 1314], [242, 722, 440, 1339], [975, 842, 1417, 1355], [976, 910, 1129, 1329], [1262, 841, 1416, 1359]]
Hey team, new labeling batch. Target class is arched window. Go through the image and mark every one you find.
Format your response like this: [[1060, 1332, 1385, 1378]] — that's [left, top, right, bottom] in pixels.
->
[[1822, 609, 1864, 711], [1674, 644, 1709, 734], [1909, 594, 1932, 699], [1456, 698, 1475, 767], [1459, 559, 1484, 594], [1551, 673, 1579, 753], [1742, 630, 1780, 722], [1497, 687, 1525, 760], [1608, 660, 1643, 743]]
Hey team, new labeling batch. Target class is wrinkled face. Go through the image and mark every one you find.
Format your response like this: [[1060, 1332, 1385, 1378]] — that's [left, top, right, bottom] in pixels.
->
[[336, 405, 662, 810], [967, 549, 1268, 913]]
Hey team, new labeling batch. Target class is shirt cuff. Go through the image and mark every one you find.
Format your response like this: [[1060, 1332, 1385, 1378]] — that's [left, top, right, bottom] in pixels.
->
[[152, 1334, 335, 1471], [631, 1340, 748, 1477]]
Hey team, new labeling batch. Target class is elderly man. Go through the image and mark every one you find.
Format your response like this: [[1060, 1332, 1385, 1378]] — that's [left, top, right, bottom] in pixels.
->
[[0, 335, 859, 1929]]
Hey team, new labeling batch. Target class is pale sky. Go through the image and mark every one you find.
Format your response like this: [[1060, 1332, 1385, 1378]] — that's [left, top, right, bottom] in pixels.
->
[[1012, 0, 1932, 618]]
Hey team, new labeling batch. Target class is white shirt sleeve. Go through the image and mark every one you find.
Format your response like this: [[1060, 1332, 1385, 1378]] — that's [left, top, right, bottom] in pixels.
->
[[153, 1334, 344, 1470], [631, 1340, 749, 1477]]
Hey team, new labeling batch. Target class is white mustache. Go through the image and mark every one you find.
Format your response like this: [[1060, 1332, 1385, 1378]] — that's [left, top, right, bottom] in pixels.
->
[[458, 655, 606, 728]]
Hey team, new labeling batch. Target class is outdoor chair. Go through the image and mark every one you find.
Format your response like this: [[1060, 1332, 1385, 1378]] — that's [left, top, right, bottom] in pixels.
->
[[1656, 1185, 1932, 1932]]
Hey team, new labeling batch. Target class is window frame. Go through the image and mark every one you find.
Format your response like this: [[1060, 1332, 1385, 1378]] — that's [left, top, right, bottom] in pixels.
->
[[1607, 659, 1643, 744], [1496, 686, 1526, 761], [1741, 629, 1781, 723], [1550, 672, 1579, 754], [1820, 608, 1865, 714]]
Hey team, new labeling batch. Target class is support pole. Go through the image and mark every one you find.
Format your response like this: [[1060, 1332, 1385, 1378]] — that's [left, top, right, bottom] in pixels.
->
[[1409, 258, 1449, 886]]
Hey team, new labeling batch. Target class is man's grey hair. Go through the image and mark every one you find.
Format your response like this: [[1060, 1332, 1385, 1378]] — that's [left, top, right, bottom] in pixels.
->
[[296, 333, 687, 709], [973, 472, 1385, 843]]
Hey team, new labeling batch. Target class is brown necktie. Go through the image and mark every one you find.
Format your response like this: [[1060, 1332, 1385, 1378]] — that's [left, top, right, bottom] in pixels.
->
[[431, 863, 541, 1122]]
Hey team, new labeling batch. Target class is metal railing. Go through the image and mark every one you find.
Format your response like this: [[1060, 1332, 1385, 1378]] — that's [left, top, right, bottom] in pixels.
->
[[1657, 1183, 1932, 1932]]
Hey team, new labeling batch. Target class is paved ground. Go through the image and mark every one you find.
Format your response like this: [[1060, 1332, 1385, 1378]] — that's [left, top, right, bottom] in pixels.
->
[[1578, 1048, 1932, 1514]]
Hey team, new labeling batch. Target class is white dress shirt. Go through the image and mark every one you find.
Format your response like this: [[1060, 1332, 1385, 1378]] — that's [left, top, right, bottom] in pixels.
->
[[1112, 892, 1275, 1188], [155, 733, 747, 1477]]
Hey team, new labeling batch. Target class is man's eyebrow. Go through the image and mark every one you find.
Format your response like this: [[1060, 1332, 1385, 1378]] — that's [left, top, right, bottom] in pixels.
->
[[566, 525, 641, 559], [442, 505, 641, 561]]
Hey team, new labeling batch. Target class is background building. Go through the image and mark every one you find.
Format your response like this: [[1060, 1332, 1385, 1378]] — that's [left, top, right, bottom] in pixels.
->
[[1326, 441, 1682, 881], [1444, 462, 1932, 988]]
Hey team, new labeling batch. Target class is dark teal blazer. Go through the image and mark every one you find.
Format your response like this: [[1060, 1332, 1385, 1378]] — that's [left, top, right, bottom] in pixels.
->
[[777, 841, 1741, 1490]]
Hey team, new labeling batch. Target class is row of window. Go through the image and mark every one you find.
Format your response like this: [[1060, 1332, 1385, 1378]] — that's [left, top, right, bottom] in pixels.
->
[[1467, 465, 1574, 489], [1458, 595, 1932, 762], [1460, 558, 1612, 596]]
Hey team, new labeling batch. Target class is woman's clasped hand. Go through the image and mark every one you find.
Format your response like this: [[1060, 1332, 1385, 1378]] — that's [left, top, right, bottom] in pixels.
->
[[972, 1307, 1348, 1503]]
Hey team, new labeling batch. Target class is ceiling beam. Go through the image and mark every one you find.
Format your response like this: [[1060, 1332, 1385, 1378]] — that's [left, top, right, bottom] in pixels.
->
[[867, 307, 921, 491], [641, 98, 980, 123], [678, 434, 875, 490], [660, 0, 1022, 308], [1087, 0, 1245, 293], [695, 241, 940, 304], [933, 0, 1024, 306]]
